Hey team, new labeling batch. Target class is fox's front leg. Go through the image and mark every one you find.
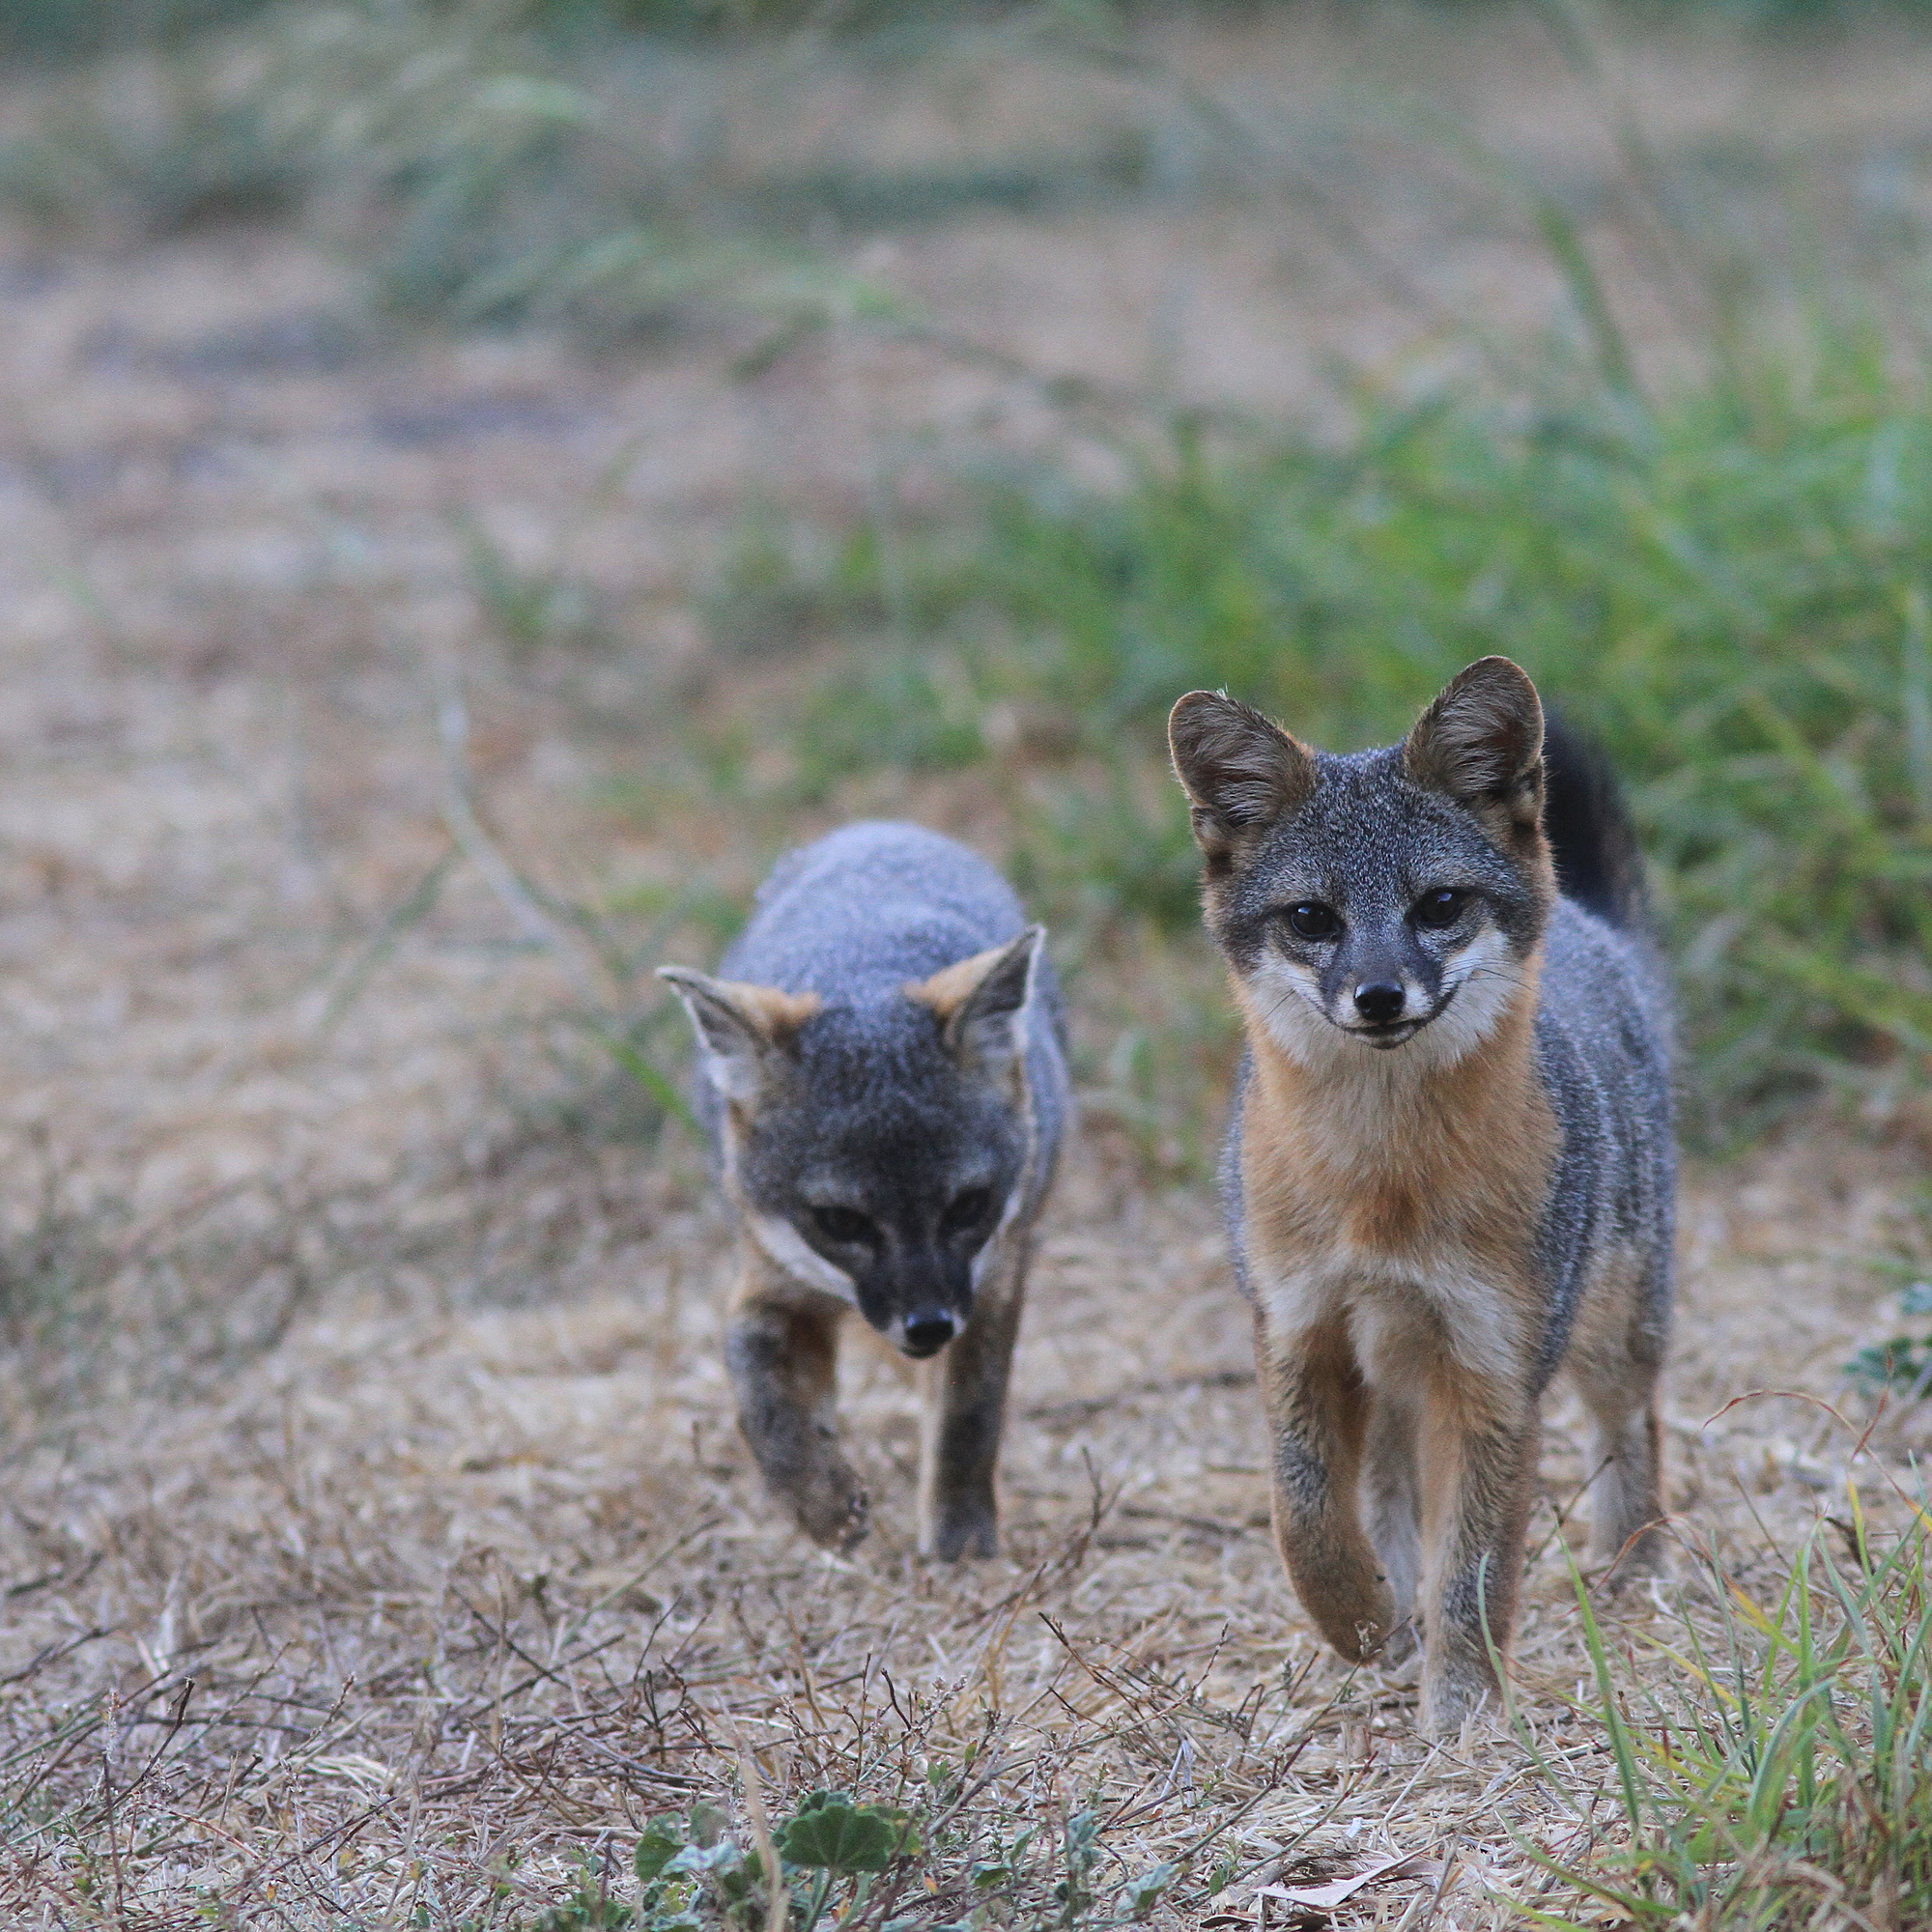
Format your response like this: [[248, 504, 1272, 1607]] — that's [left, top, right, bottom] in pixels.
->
[[1416, 1371, 1541, 1735], [1257, 1313, 1398, 1662], [1362, 1390, 1423, 1665], [917, 1244, 1029, 1561], [725, 1266, 868, 1553]]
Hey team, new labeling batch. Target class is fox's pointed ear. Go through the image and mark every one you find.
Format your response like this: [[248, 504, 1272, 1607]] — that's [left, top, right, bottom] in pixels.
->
[[1404, 656, 1545, 833], [1168, 691, 1315, 869], [656, 967, 820, 1105], [908, 926, 1042, 1079]]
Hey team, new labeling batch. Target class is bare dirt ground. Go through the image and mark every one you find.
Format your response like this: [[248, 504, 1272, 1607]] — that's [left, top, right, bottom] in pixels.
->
[[0, 10, 1929, 1926]]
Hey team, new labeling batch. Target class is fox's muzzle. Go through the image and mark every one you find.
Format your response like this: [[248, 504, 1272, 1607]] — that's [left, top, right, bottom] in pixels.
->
[[855, 1237, 978, 1357]]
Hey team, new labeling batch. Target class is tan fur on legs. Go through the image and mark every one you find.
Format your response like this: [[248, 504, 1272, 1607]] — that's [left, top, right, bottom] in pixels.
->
[[1362, 1390, 1423, 1663], [725, 1251, 868, 1552], [1257, 1314, 1398, 1663], [1415, 1367, 1540, 1734], [1235, 974, 1557, 1729]]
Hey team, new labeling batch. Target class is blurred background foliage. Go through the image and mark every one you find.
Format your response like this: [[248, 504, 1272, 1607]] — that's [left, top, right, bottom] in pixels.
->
[[6, 0, 1932, 1152], [14, 0, 1932, 62]]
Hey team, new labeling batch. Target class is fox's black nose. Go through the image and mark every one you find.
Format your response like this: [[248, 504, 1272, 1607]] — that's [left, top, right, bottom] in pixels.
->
[[902, 1312, 957, 1357], [1353, 980, 1406, 1025]]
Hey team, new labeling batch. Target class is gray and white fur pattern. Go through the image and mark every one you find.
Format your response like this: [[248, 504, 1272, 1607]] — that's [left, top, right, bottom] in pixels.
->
[[1170, 660, 1677, 1733], [663, 820, 1068, 1560]]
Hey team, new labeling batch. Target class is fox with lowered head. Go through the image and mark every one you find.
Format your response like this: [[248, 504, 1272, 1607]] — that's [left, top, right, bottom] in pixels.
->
[[1169, 658, 1675, 1734], [661, 821, 1067, 1562]]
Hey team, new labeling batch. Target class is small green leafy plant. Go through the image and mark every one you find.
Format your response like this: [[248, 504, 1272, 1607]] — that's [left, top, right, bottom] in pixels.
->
[[779, 1789, 923, 1930], [536, 1792, 923, 1932], [1847, 1281, 1932, 1400]]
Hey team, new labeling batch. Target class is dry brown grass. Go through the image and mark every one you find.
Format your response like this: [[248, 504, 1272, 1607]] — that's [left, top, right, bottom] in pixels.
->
[[0, 10, 1929, 1926], [2, 1086, 1927, 1926]]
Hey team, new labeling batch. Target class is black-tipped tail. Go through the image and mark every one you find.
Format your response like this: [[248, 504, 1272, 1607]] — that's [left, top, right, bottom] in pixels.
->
[[1540, 713, 1646, 930]]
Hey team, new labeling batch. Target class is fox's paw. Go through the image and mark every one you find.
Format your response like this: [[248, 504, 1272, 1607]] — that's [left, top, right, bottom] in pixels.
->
[[1418, 1659, 1500, 1740], [1298, 1579, 1399, 1668], [924, 1497, 999, 1563], [788, 1467, 870, 1554]]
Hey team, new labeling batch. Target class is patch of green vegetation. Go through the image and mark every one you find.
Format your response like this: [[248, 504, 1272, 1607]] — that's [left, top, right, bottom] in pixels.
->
[[1848, 1279, 1932, 1399], [528, 1791, 919, 1930], [0, 1, 1037, 64], [786, 644, 990, 801], [1514, 1503, 1932, 1930], [1010, 753, 1203, 940], [16, 0, 1932, 68], [534, 1785, 1195, 1928], [460, 516, 607, 663], [0, 3, 903, 339], [0, 1, 264, 62], [701, 505, 876, 663], [762, 336, 1932, 1144]]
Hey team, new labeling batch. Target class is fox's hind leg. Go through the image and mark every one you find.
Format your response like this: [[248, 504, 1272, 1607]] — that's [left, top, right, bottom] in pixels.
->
[[1580, 1385, 1663, 1584], [1362, 1390, 1423, 1665], [1567, 1256, 1669, 1584], [726, 1263, 868, 1553], [918, 1242, 1029, 1561], [1570, 1356, 1666, 1584], [1257, 1313, 1399, 1664]]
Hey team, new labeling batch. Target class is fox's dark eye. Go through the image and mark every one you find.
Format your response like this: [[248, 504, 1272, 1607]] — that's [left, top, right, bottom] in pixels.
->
[[940, 1187, 994, 1236], [1286, 902, 1341, 941], [1414, 890, 1467, 929], [810, 1206, 875, 1246]]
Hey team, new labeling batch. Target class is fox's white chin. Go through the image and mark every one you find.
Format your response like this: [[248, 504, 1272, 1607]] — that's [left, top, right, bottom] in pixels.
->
[[1248, 929, 1529, 1073]]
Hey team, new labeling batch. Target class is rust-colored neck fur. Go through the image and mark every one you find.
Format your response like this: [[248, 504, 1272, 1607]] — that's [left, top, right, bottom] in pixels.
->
[[1236, 961, 1558, 1273]]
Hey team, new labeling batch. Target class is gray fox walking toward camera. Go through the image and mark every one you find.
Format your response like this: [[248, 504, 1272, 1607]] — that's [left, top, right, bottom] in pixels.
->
[[661, 821, 1068, 1561], [1169, 657, 1675, 1734]]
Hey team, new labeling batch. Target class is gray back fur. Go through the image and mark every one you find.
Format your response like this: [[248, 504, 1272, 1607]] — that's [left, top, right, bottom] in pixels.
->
[[731, 821, 1058, 1014], [1527, 900, 1675, 1387], [698, 822, 1068, 1338]]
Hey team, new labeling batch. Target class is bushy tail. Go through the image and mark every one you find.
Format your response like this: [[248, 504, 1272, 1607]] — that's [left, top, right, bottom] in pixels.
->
[[1541, 712, 1647, 930]]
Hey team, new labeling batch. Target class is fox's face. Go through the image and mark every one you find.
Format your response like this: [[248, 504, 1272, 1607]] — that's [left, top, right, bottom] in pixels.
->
[[1170, 658, 1556, 1069], [662, 931, 1040, 1357]]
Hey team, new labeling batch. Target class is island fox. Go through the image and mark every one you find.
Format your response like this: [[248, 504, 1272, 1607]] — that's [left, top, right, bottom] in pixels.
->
[[660, 821, 1068, 1561], [1168, 657, 1675, 1734]]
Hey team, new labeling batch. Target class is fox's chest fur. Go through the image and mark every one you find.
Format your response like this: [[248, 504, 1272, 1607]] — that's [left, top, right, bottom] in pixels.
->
[[1235, 973, 1561, 1387]]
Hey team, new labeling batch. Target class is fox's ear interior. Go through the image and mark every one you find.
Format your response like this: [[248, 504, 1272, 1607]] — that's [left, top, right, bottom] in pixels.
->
[[1168, 692, 1314, 868], [1404, 656, 1545, 830], [909, 926, 1042, 1077], [656, 967, 820, 1104]]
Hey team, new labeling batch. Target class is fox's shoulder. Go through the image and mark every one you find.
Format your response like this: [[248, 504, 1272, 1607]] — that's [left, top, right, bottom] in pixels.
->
[[1536, 898, 1674, 1094]]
